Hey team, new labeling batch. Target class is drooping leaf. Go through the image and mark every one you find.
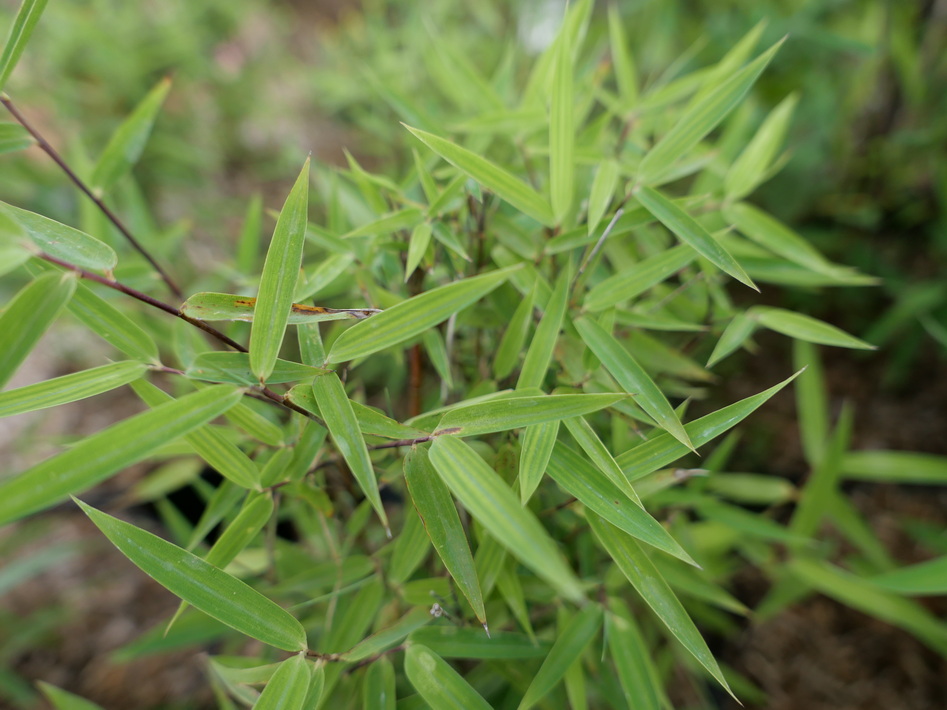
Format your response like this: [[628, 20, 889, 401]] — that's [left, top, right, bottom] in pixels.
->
[[0, 0, 49, 90], [405, 125, 554, 225], [606, 600, 665, 710], [404, 644, 492, 710], [429, 435, 584, 602], [574, 316, 693, 450], [0, 270, 75, 390], [75, 499, 308, 652], [328, 266, 517, 363], [90, 77, 171, 195], [562, 415, 641, 505], [404, 446, 485, 625], [362, 656, 397, 710], [405, 221, 433, 281], [3, 202, 117, 271], [255, 654, 311, 710], [250, 158, 311, 381]]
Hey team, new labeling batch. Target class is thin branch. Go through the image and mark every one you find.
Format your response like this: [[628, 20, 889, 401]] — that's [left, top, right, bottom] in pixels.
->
[[1, 93, 184, 299]]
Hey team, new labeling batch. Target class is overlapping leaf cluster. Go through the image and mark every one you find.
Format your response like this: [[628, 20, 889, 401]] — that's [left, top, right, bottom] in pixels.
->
[[2, 1, 946, 709]]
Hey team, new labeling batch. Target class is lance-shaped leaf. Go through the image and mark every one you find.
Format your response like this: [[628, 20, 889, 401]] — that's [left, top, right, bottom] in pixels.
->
[[90, 77, 171, 195], [340, 607, 432, 662], [186, 352, 325, 386], [76, 499, 307, 652], [405, 644, 492, 710], [608, 5, 638, 106], [518, 605, 603, 710], [0, 271, 75, 390], [725, 93, 798, 201], [751, 307, 875, 350], [436, 393, 624, 437], [517, 267, 570, 390], [587, 160, 620, 237], [606, 600, 666, 710], [0, 360, 148, 418], [519, 420, 559, 503], [3, 202, 117, 271], [250, 158, 311, 381], [404, 125, 553, 225], [549, 22, 574, 223], [706, 312, 757, 367], [429, 435, 584, 602], [869, 557, 947, 596], [615, 370, 801, 479], [0, 0, 49, 90], [37, 682, 104, 710], [0, 385, 242, 526], [343, 208, 424, 239], [493, 285, 535, 380], [404, 446, 485, 626], [255, 654, 311, 710], [311, 372, 388, 530], [562, 416, 640, 505], [574, 316, 693, 450], [548, 443, 694, 565], [67, 280, 159, 362], [183, 291, 378, 324], [408, 626, 550, 659], [328, 266, 517, 363], [133, 380, 259, 491], [635, 186, 755, 289], [405, 221, 433, 281], [0, 122, 33, 154], [584, 244, 695, 312], [589, 514, 733, 697], [637, 39, 784, 185]]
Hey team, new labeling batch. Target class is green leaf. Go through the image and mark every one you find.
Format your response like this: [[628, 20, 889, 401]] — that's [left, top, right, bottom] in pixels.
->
[[67, 281, 160, 362], [75, 499, 307, 651], [548, 443, 694, 565], [255, 654, 310, 710], [250, 157, 311, 381], [840, 450, 947, 485], [405, 221, 433, 281], [404, 644, 492, 710], [589, 514, 733, 697], [493, 285, 535, 381], [574, 316, 693, 450], [706, 312, 757, 367], [404, 125, 554, 225], [725, 93, 798, 201], [341, 607, 432, 662], [0, 385, 242, 526], [362, 656, 396, 710], [869, 557, 947, 595], [518, 420, 559, 503], [236, 192, 263, 274], [0, 0, 49, 90], [586, 160, 620, 237], [0, 360, 148, 418], [408, 626, 549, 659], [186, 352, 325, 386], [752, 307, 875, 349], [3, 202, 117, 271], [637, 39, 784, 185], [184, 293, 377, 324], [37, 682, 104, 710], [311, 372, 388, 530], [792, 339, 828, 465], [0, 122, 33, 154], [518, 605, 602, 710], [606, 600, 665, 710], [328, 266, 517, 363], [436, 393, 624, 437], [0, 271, 75, 389], [635, 186, 755, 289], [404, 446, 485, 626], [561, 416, 641, 505], [608, 5, 638, 106], [517, 267, 570, 390], [90, 77, 171, 195], [429, 436, 584, 602], [133, 380, 260, 491], [549, 23, 574, 223], [343, 208, 424, 239], [584, 244, 695, 312], [615, 370, 801, 479]]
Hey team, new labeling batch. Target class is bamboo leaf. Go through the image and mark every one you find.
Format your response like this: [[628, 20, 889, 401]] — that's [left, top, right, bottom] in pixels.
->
[[311, 372, 388, 530], [493, 285, 535, 380], [405, 221, 433, 282], [549, 24, 574, 223], [3, 203, 117, 271], [517, 267, 570, 390], [0, 385, 242, 526], [404, 644, 492, 710], [518, 605, 602, 710], [0, 271, 75, 389], [519, 420, 559, 504], [343, 208, 424, 239], [255, 654, 311, 710], [250, 157, 311, 381], [236, 193, 263, 274], [67, 280, 159, 362], [328, 266, 517, 363], [429, 435, 584, 602], [0, 360, 148, 418], [841, 450, 947, 485], [436, 393, 624, 437], [725, 93, 798, 200], [561, 416, 641, 505], [586, 160, 620, 237], [0, 0, 49, 90], [362, 656, 396, 710], [589, 514, 733, 697], [183, 292, 376, 324], [752, 307, 875, 349], [608, 5, 638, 106], [341, 607, 432, 662], [75, 499, 308, 651], [584, 244, 695, 312], [37, 682, 104, 710], [548, 443, 694, 565], [186, 352, 325, 386], [638, 39, 784, 185], [606, 600, 665, 710], [91, 77, 171, 195], [0, 122, 33, 154], [404, 125, 554, 225], [869, 557, 947, 595], [706, 312, 757, 367], [408, 626, 549, 659], [574, 316, 693, 450], [404, 446, 485, 625], [635, 186, 755, 289]]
